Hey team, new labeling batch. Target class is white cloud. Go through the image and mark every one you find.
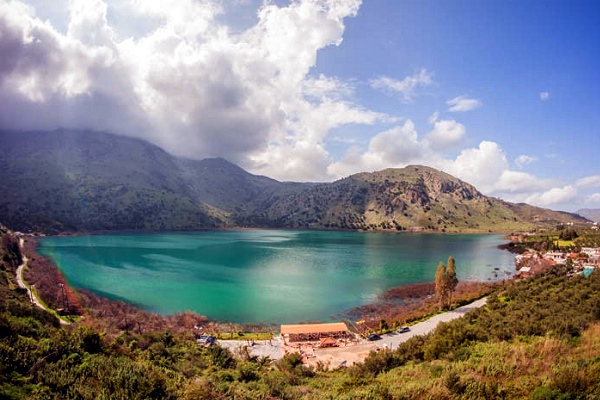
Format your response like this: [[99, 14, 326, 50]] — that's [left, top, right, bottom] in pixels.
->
[[446, 95, 481, 112], [424, 118, 466, 150], [494, 170, 552, 194], [440, 141, 507, 191], [67, 0, 115, 45], [428, 111, 439, 124], [0, 0, 383, 181], [370, 69, 433, 102], [328, 119, 428, 177], [539, 91, 550, 101], [524, 186, 578, 208], [588, 193, 600, 204], [302, 74, 354, 101], [515, 154, 537, 168], [576, 174, 600, 188]]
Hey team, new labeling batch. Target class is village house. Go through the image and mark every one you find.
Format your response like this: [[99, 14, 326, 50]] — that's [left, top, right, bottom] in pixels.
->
[[581, 247, 600, 265], [544, 251, 566, 264]]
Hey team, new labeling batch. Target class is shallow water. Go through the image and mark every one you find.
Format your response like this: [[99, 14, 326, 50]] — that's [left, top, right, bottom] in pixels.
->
[[38, 230, 514, 323]]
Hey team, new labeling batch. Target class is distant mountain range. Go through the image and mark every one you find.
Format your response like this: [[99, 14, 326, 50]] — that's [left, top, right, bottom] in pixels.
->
[[0, 129, 590, 234], [576, 209, 600, 223]]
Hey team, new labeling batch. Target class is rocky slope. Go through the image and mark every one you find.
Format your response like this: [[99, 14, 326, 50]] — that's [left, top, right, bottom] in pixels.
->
[[244, 165, 546, 231], [0, 129, 589, 233]]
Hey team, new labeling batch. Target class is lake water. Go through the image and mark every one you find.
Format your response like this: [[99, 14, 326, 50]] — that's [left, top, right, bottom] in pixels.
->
[[37, 230, 515, 323]]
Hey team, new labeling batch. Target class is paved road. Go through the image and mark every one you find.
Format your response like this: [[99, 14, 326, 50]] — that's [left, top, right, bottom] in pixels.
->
[[376, 297, 487, 350], [218, 297, 488, 363]]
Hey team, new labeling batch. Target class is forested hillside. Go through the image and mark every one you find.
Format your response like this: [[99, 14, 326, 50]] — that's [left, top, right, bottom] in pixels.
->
[[0, 129, 589, 234], [0, 130, 222, 232], [245, 166, 515, 231]]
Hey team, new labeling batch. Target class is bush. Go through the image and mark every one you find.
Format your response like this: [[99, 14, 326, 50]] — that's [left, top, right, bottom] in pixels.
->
[[275, 353, 314, 378]]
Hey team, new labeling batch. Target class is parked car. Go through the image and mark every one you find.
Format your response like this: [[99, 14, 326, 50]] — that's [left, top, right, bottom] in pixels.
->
[[197, 334, 216, 346], [197, 334, 209, 343], [398, 326, 410, 333], [367, 333, 381, 341]]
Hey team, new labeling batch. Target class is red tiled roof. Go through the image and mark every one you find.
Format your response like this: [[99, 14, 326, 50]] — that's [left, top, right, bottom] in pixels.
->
[[281, 322, 348, 335]]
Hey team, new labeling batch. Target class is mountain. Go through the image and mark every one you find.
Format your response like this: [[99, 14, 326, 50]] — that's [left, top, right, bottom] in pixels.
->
[[501, 202, 591, 225], [0, 129, 589, 233], [177, 157, 309, 217], [0, 130, 222, 232], [244, 165, 584, 231], [576, 209, 600, 223]]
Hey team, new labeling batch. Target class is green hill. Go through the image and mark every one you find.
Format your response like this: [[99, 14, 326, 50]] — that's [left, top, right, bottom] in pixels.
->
[[0, 130, 223, 232], [177, 157, 308, 217], [0, 129, 588, 234], [247, 165, 587, 232]]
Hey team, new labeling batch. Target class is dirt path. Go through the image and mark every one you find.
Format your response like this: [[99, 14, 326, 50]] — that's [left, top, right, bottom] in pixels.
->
[[15, 238, 70, 324]]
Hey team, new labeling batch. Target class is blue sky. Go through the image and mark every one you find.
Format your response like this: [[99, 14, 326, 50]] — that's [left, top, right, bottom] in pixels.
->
[[0, 0, 599, 212]]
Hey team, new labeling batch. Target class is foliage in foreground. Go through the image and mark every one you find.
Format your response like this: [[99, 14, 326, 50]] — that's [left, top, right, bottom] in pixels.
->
[[3, 225, 600, 398]]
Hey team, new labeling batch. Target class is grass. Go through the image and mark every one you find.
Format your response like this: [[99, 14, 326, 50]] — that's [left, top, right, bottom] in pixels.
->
[[216, 332, 274, 341], [20, 264, 73, 325]]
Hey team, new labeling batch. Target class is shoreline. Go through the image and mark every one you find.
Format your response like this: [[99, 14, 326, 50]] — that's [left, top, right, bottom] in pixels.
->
[[30, 225, 515, 239], [25, 230, 515, 329]]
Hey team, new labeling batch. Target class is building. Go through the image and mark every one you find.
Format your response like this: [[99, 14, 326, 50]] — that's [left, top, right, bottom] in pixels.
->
[[544, 251, 566, 264], [280, 322, 350, 343], [581, 247, 600, 265]]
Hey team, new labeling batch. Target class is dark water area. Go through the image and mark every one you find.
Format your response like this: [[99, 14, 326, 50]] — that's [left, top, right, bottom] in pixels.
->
[[38, 230, 514, 323]]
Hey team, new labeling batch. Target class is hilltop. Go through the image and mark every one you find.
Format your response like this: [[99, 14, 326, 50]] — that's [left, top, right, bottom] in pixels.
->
[[0, 129, 589, 234], [245, 165, 585, 232]]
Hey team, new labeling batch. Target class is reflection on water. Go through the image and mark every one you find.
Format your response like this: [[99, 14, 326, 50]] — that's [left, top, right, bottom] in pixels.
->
[[38, 230, 514, 323]]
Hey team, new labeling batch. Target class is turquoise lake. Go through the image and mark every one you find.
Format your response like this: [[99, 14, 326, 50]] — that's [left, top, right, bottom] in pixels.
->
[[37, 230, 515, 324]]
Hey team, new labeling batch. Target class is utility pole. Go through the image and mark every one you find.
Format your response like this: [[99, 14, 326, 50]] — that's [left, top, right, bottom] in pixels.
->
[[58, 283, 69, 312]]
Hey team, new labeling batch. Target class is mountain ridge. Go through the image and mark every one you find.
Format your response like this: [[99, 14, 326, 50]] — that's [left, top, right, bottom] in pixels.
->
[[0, 129, 589, 233], [576, 208, 600, 223]]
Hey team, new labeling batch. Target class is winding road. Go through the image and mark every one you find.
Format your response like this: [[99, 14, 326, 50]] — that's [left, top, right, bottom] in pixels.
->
[[15, 238, 69, 324]]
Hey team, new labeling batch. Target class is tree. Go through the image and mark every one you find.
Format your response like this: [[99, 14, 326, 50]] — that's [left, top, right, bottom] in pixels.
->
[[379, 318, 389, 333], [446, 256, 459, 305], [435, 257, 459, 310], [435, 261, 449, 310]]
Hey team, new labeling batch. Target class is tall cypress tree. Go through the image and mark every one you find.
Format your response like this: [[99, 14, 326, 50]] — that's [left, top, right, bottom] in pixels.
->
[[435, 257, 459, 310], [435, 261, 448, 310], [446, 256, 459, 307]]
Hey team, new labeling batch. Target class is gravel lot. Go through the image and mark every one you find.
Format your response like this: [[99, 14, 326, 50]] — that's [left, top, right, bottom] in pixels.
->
[[217, 297, 487, 368], [218, 337, 284, 360]]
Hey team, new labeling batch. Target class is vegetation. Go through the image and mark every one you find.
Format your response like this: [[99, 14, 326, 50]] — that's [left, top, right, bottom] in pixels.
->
[[0, 129, 588, 234], [249, 166, 547, 233], [512, 226, 600, 253], [435, 256, 459, 310], [3, 222, 600, 398]]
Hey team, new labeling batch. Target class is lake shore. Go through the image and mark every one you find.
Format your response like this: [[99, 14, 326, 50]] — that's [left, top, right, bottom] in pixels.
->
[[23, 230, 515, 333], [31, 224, 516, 238]]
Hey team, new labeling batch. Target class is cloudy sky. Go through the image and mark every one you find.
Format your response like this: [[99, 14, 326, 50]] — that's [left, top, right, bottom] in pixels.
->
[[1, 0, 599, 212]]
